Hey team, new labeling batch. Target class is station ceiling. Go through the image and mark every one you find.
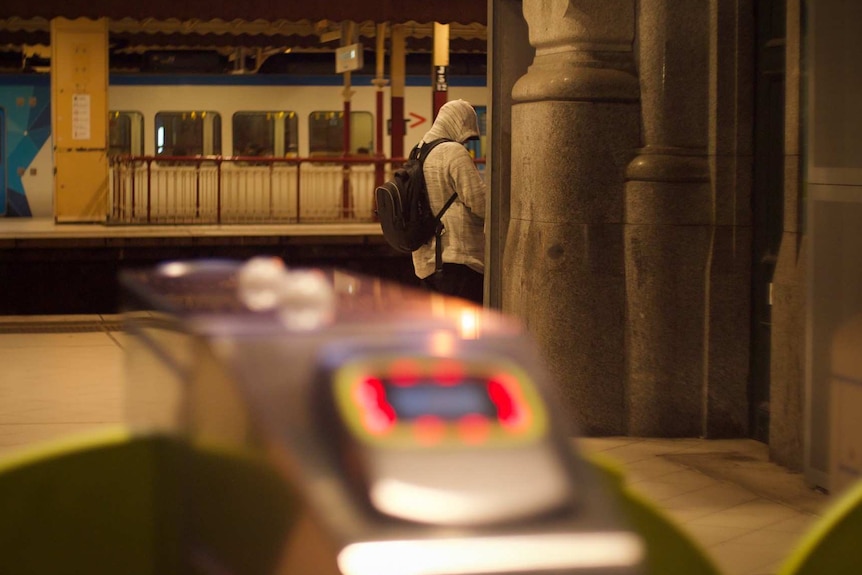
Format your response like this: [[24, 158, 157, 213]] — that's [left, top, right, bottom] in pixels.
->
[[0, 0, 488, 70], [2, 0, 487, 26]]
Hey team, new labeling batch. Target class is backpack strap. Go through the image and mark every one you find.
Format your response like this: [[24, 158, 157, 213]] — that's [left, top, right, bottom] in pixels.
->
[[434, 193, 458, 273], [435, 193, 458, 221], [415, 137, 451, 162]]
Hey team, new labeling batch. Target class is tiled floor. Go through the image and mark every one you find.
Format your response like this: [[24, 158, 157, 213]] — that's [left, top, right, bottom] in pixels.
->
[[0, 315, 832, 574], [577, 436, 828, 574], [0, 316, 126, 451]]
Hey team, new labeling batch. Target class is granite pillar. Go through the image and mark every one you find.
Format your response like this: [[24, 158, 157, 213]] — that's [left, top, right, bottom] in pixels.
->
[[487, 0, 533, 310], [624, 0, 713, 436], [503, 0, 640, 435], [770, 0, 804, 471]]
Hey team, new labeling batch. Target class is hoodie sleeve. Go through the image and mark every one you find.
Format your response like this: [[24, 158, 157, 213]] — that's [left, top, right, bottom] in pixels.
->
[[448, 145, 486, 220]]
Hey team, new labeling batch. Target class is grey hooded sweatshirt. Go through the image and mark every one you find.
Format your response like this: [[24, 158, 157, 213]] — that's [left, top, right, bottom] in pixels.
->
[[411, 99, 487, 279]]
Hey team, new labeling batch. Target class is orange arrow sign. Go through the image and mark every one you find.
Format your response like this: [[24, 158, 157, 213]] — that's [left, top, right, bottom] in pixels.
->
[[408, 112, 427, 129]]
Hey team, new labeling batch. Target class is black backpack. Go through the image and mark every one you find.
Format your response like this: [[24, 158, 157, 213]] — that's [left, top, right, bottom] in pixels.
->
[[375, 139, 457, 269]]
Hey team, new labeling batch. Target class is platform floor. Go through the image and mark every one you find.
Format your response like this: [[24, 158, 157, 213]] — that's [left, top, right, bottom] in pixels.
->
[[0, 314, 831, 575], [0, 217, 382, 240]]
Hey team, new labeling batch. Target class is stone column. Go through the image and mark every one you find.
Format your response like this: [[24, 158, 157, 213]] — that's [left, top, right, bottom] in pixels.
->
[[769, 0, 804, 470], [503, 0, 640, 435], [624, 1, 713, 436], [487, 0, 533, 309]]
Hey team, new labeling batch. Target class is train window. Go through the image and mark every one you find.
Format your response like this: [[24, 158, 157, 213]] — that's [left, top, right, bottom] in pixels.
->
[[108, 111, 144, 156], [233, 111, 299, 157], [308, 111, 373, 156], [155, 111, 222, 157]]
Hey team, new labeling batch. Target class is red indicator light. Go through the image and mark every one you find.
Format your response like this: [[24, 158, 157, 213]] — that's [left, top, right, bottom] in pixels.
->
[[431, 359, 465, 386], [388, 359, 422, 386], [413, 415, 447, 446], [356, 377, 396, 434], [458, 414, 492, 445], [487, 378, 515, 423], [487, 375, 533, 432]]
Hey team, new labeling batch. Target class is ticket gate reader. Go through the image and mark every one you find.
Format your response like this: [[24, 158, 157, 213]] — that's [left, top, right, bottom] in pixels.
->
[[121, 259, 644, 575]]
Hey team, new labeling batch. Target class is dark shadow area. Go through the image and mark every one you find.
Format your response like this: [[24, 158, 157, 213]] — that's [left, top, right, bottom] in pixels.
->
[[0, 238, 419, 315]]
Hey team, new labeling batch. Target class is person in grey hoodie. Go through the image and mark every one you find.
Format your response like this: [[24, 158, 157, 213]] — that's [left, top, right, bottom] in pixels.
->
[[412, 99, 487, 304]]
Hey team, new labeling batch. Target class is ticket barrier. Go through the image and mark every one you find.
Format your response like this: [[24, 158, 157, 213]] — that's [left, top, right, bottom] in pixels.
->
[[121, 258, 645, 575]]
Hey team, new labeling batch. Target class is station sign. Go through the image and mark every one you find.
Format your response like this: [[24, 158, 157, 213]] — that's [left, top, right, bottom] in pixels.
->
[[336, 43, 364, 73]]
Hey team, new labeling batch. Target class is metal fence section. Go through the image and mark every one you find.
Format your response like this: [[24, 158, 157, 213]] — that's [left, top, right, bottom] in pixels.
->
[[108, 155, 393, 225]]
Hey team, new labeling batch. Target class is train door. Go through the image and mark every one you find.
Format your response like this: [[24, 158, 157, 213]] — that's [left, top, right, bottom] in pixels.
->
[[0, 107, 5, 215]]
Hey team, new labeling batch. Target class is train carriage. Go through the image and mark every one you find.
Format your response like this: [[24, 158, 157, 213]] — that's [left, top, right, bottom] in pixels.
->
[[0, 68, 488, 221]]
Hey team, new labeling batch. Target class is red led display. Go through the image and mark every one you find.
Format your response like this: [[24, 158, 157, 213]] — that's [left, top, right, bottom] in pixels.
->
[[487, 378, 515, 425], [350, 364, 533, 446], [354, 377, 396, 435]]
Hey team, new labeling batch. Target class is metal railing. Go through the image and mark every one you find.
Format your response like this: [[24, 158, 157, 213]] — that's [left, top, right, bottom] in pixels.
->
[[107, 155, 396, 225]]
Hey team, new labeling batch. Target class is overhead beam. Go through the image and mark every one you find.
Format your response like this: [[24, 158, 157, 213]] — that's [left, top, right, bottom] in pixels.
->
[[3, 0, 488, 26], [0, 17, 488, 54]]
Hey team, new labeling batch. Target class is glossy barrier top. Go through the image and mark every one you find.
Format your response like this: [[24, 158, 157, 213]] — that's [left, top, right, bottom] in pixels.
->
[[120, 257, 520, 339]]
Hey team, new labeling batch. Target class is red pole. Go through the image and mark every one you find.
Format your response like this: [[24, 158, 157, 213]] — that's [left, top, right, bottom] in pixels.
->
[[342, 97, 351, 157], [375, 89, 385, 188], [391, 96, 405, 161], [342, 97, 352, 219], [295, 158, 302, 223], [216, 158, 222, 224], [390, 24, 406, 161], [195, 160, 201, 219], [131, 160, 137, 221], [373, 23, 389, 216], [146, 159, 152, 223]]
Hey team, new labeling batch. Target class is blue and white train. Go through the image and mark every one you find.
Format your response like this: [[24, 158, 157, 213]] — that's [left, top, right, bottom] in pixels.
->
[[0, 72, 487, 218]]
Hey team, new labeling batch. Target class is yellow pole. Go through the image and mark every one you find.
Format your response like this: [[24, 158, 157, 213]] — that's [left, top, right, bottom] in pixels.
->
[[50, 17, 109, 223], [432, 22, 450, 120]]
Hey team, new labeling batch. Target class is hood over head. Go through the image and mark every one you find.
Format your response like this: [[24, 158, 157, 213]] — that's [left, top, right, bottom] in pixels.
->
[[422, 99, 480, 144]]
